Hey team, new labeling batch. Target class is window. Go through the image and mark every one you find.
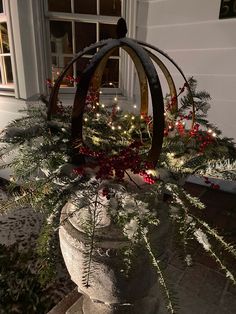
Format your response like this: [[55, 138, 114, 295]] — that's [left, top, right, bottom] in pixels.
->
[[46, 0, 122, 90], [0, 1, 14, 91], [219, 0, 236, 19]]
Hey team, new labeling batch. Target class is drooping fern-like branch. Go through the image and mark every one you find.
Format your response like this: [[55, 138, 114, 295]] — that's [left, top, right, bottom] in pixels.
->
[[142, 229, 178, 314]]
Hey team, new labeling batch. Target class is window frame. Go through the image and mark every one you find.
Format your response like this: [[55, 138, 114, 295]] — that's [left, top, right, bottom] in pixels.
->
[[0, 0, 16, 96], [44, 0, 128, 96]]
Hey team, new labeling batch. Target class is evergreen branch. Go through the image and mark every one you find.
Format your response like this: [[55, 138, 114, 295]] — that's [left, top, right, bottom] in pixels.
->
[[142, 230, 177, 314], [191, 214, 236, 259]]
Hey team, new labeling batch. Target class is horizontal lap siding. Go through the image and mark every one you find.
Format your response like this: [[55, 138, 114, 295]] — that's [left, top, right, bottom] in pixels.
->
[[136, 0, 236, 141]]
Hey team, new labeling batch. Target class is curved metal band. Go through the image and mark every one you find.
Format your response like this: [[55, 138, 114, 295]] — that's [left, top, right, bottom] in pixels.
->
[[89, 46, 149, 115], [137, 40, 196, 126]]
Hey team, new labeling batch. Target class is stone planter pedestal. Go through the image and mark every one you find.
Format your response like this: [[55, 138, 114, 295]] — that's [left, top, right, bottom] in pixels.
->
[[59, 180, 170, 314]]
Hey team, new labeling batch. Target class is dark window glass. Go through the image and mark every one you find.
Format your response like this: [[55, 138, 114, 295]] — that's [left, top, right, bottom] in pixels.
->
[[0, 0, 3, 13], [102, 59, 119, 87], [75, 22, 96, 53], [48, 0, 71, 13], [219, 0, 236, 19], [74, 0, 97, 14], [0, 68, 2, 84], [100, 0, 121, 16], [4, 56, 13, 83], [50, 21, 73, 54], [99, 23, 119, 55]]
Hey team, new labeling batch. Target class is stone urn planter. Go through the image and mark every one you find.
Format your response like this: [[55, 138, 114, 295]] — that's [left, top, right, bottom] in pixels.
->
[[59, 174, 170, 314]]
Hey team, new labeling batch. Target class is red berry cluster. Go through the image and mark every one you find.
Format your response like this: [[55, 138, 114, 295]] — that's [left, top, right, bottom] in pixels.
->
[[189, 124, 215, 153], [78, 142, 156, 183], [139, 171, 157, 184], [85, 89, 99, 105], [65, 75, 80, 84], [176, 121, 185, 136], [204, 177, 220, 190]]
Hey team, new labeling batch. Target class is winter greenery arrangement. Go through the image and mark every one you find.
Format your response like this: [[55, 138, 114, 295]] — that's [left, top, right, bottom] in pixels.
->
[[1, 78, 236, 313]]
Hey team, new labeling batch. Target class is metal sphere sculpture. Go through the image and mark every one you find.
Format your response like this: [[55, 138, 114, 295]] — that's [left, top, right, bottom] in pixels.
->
[[48, 18, 195, 166]]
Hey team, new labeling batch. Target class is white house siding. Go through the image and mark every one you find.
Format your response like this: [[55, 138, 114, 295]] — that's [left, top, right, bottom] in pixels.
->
[[136, 0, 236, 141]]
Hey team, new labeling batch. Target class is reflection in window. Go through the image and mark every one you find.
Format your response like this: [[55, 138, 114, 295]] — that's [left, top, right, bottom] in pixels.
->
[[0, 22, 14, 87], [47, 0, 122, 88], [74, 0, 97, 15]]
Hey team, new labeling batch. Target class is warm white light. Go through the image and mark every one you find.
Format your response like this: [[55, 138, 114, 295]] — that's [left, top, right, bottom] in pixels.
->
[[101, 104, 105, 108], [109, 82, 113, 86], [131, 116, 135, 120], [118, 125, 122, 130], [169, 125, 172, 129], [175, 122, 179, 126], [123, 131, 127, 134], [164, 113, 166, 116], [124, 115, 128, 118], [99, 91, 102, 94], [117, 106, 120, 110], [96, 102, 99, 106], [111, 126, 115, 130], [96, 113, 100, 118], [212, 132, 217, 137], [114, 97, 118, 102], [133, 105, 137, 109], [84, 117, 88, 122], [170, 153, 175, 157], [140, 115, 144, 119], [208, 129, 212, 133]]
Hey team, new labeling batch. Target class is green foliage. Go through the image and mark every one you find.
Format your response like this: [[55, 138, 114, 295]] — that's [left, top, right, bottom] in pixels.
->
[[0, 79, 236, 314]]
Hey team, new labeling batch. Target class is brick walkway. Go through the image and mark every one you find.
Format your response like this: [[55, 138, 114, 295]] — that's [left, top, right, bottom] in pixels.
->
[[159, 183, 236, 314]]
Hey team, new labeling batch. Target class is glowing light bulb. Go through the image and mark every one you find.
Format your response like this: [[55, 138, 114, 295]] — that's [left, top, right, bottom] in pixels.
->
[[96, 102, 99, 106], [170, 153, 175, 157], [99, 91, 102, 94], [101, 104, 105, 108], [175, 122, 179, 126], [133, 105, 137, 109], [118, 126, 122, 130], [96, 113, 100, 118], [111, 126, 115, 130], [140, 115, 144, 119], [124, 115, 128, 118], [109, 82, 113, 86], [212, 132, 217, 137], [114, 97, 118, 102], [123, 131, 127, 134], [117, 106, 120, 110], [131, 116, 135, 120], [208, 129, 212, 133], [84, 117, 88, 122]]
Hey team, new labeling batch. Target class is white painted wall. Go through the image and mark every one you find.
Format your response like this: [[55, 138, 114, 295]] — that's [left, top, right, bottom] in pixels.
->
[[135, 0, 236, 141]]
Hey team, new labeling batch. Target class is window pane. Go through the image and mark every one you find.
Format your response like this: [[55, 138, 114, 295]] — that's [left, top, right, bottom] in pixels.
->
[[99, 23, 119, 55], [0, 23, 10, 53], [100, 0, 121, 16], [74, 0, 97, 14], [0, 0, 3, 13], [4, 56, 13, 83], [50, 21, 73, 54], [102, 59, 119, 87], [48, 0, 71, 13], [52, 56, 74, 87], [75, 22, 96, 53]]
